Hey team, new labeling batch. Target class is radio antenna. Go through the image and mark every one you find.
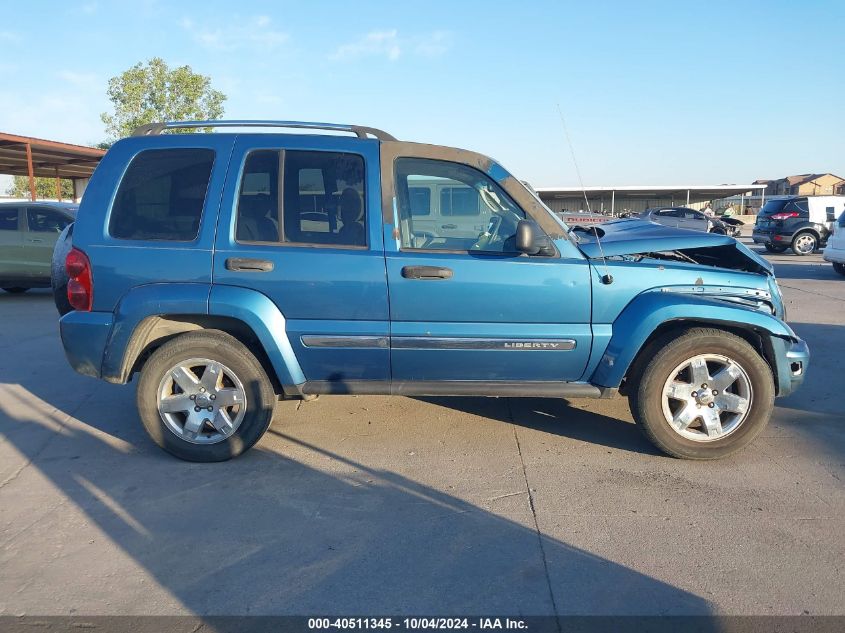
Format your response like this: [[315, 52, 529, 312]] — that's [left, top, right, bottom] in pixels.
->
[[556, 103, 591, 214], [556, 103, 612, 284]]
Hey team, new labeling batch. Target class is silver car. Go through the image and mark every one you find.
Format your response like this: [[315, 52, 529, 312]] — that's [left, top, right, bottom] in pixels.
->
[[642, 206, 736, 236]]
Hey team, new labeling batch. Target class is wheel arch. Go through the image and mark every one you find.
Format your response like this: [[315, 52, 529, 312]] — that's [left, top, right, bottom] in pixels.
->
[[589, 290, 795, 395], [102, 283, 305, 392], [617, 320, 779, 396]]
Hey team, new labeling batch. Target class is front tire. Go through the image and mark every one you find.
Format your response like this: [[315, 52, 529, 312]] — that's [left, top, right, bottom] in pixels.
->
[[630, 328, 774, 460], [791, 231, 817, 256], [833, 262, 845, 277], [136, 330, 276, 462]]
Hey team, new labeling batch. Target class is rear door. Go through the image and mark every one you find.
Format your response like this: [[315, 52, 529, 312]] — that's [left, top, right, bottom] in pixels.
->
[[213, 134, 389, 385], [21, 206, 72, 278], [0, 206, 24, 280]]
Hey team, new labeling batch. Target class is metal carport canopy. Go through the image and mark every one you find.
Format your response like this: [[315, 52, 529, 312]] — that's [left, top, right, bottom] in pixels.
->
[[534, 184, 766, 205], [0, 131, 106, 200]]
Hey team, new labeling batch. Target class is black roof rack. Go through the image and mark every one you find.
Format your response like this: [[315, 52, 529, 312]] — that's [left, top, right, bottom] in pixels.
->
[[131, 120, 397, 141]]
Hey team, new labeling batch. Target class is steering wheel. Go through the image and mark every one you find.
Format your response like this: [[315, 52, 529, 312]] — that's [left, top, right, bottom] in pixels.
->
[[471, 214, 503, 251]]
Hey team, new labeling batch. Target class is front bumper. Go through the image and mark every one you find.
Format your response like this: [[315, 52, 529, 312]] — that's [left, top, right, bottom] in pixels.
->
[[59, 310, 114, 379], [771, 336, 810, 397], [822, 244, 845, 264]]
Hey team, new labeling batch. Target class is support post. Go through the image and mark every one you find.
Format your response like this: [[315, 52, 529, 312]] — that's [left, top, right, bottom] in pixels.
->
[[25, 143, 36, 201], [686, 189, 690, 206], [611, 190, 615, 215], [55, 167, 61, 201]]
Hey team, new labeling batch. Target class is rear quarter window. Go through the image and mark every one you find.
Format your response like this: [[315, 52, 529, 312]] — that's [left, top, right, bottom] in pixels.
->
[[108, 148, 215, 241]]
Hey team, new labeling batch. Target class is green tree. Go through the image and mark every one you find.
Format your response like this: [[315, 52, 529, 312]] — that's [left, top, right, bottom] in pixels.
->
[[101, 57, 226, 141], [6, 176, 74, 200]]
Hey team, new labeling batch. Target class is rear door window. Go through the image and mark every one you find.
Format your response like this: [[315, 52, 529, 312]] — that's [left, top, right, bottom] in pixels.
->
[[109, 149, 215, 241], [235, 149, 366, 247]]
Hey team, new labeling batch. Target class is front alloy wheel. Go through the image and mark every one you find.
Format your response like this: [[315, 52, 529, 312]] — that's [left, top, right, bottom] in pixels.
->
[[631, 327, 774, 459], [661, 354, 752, 442]]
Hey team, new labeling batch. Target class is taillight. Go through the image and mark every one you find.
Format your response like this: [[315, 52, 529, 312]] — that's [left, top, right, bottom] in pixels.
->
[[770, 211, 799, 220], [65, 247, 93, 311]]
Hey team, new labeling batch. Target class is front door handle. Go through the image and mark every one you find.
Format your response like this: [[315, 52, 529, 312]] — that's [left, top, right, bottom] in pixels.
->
[[401, 265, 453, 280], [27, 238, 44, 243], [225, 257, 274, 272], [441, 224, 457, 229]]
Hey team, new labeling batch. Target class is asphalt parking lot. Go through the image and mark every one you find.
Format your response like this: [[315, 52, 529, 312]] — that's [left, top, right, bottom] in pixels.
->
[[0, 246, 843, 617]]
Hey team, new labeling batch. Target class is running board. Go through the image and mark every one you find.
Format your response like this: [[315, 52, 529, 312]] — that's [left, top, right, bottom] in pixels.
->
[[291, 380, 611, 399]]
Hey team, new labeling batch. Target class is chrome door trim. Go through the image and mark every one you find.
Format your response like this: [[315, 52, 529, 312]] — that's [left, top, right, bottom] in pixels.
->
[[391, 337, 576, 351], [300, 335, 389, 349]]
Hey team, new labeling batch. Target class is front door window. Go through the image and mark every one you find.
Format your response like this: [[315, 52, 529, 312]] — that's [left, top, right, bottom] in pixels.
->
[[395, 158, 526, 253]]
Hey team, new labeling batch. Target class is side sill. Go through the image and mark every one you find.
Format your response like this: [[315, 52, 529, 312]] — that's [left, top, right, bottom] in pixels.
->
[[288, 380, 607, 398]]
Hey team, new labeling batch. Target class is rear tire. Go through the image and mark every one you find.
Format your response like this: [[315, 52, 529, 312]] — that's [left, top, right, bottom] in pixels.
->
[[791, 231, 817, 256], [630, 328, 774, 460], [2, 287, 28, 294], [136, 330, 276, 462], [764, 244, 787, 253], [834, 262, 845, 277]]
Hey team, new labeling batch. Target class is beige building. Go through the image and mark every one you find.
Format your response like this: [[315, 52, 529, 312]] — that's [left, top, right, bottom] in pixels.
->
[[753, 173, 844, 197]]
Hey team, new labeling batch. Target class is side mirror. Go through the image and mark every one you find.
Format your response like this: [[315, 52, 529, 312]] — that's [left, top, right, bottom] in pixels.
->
[[515, 220, 555, 256]]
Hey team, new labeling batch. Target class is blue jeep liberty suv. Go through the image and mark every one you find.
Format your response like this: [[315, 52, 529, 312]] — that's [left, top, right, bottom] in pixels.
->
[[57, 120, 809, 462]]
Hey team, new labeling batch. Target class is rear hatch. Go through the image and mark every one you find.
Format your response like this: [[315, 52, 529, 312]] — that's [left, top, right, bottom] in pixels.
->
[[755, 198, 808, 231]]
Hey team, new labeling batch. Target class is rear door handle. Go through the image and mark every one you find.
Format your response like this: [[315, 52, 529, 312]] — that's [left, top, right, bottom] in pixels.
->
[[27, 238, 44, 243], [225, 257, 274, 272], [441, 224, 457, 229], [401, 265, 453, 280]]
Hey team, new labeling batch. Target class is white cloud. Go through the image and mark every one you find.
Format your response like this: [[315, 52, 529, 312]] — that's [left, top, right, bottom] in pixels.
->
[[330, 30, 402, 62], [180, 15, 288, 52], [330, 29, 453, 62]]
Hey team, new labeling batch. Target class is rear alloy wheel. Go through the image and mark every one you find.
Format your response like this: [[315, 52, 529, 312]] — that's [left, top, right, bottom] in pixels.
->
[[791, 232, 817, 256], [764, 244, 787, 253], [2, 287, 28, 294], [631, 328, 774, 459], [833, 262, 845, 277], [137, 330, 276, 462]]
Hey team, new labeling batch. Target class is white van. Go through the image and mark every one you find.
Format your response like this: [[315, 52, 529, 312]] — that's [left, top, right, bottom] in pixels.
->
[[823, 209, 845, 276]]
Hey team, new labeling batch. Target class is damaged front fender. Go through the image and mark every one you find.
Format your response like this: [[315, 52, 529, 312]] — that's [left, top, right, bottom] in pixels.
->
[[589, 289, 797, 390]]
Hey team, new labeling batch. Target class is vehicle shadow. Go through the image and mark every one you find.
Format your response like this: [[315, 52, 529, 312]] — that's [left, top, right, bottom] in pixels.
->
[[412, 396, 661, 457], [0, 376, 710, 617]]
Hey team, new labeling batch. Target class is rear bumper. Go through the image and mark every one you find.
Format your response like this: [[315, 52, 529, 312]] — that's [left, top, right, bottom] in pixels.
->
[[59, 311, 114, 379], [752, 229, 792, 245], [771, 336, 809, 397]]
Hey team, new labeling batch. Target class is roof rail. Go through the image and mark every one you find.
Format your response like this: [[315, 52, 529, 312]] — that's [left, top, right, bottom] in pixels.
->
[[131, 120, 397, 141]]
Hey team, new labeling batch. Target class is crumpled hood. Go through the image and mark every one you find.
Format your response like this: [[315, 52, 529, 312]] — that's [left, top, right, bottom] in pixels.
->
[[575, 218, 773, 274]]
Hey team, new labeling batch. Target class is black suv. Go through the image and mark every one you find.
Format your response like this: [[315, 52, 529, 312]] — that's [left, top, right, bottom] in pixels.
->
[[752, 197, 832, 255]]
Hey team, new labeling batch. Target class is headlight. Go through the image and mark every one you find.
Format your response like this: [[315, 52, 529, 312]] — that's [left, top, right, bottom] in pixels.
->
[[768, 275, 786, 320]]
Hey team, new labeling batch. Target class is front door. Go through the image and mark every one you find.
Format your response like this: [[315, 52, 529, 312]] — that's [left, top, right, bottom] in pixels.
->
[[213, 135, 389, 385], [385, 157, 592, 384]]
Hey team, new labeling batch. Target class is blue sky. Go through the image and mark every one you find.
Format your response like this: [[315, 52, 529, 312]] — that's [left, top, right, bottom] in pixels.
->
[[1, 0, 843, 187]]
